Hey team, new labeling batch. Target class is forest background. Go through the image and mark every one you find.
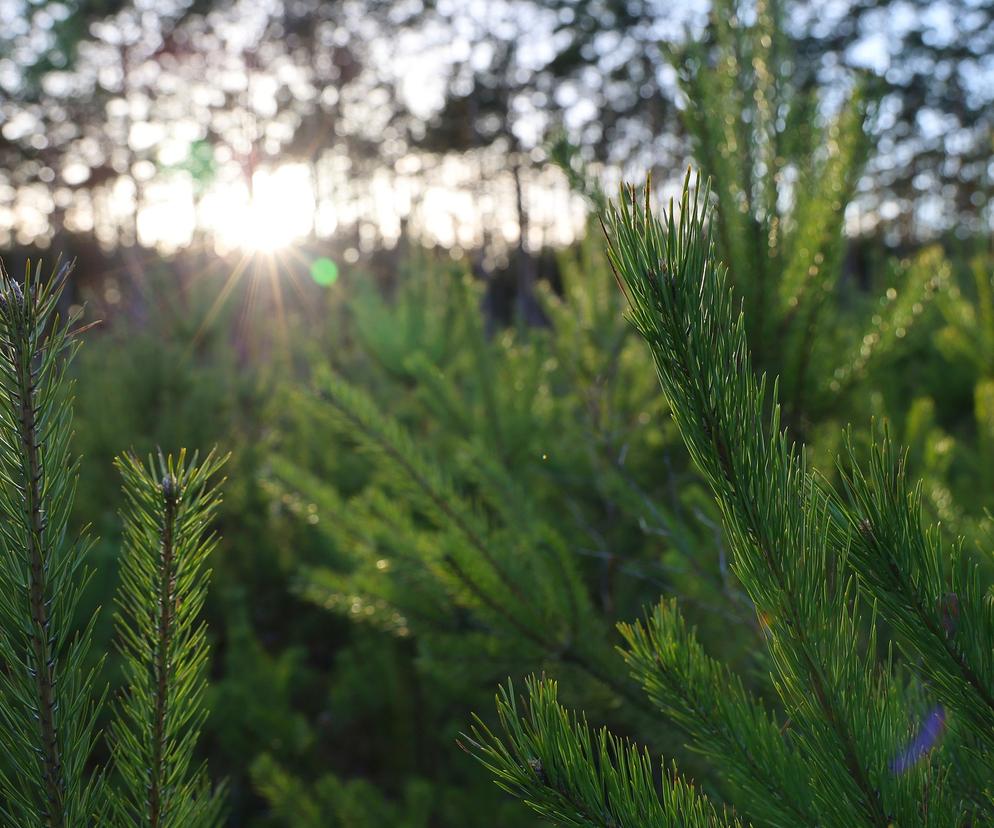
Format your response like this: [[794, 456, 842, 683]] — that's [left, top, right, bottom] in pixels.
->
[[3, 0, 994, 824]]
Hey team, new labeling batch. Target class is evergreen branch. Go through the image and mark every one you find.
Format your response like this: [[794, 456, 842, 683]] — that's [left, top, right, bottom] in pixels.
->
[[308, 373, 591, 655], [268, 457, 458, 633], [109, 449, 227, 828], [548, 133, 608, 212], [462, 677, 741, 828], [826, 249, 949, 398], [777, 89, 868, 317], [250, 754, 324, 828], [602, 174, 959, 826], [619, 600, 818, 827], [12, 280, 66, 823], [839, 429, 994, 753], [298, 376, 657, 714], [0, 259, 102, 827], [150, 471, 179, 828]]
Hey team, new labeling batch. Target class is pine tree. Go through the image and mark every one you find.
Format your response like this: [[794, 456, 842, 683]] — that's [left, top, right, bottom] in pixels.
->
[[679, 0, 950, 428], [465, 175, 993, 826], [555, 0, 945, 431], [110, 450, 227, 827], [263, 246, 732, 823], [0, 260, 105, 826], [0, 258, 225, 826], [268, 252, 725, 711], [670, 0, 869, 418]]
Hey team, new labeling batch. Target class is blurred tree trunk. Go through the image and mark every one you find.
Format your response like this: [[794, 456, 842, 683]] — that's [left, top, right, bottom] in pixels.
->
[[512, 155, 546, 328]]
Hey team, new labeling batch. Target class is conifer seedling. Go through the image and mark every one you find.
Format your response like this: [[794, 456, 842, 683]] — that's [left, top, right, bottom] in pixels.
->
[[0, 259, 225, 827]]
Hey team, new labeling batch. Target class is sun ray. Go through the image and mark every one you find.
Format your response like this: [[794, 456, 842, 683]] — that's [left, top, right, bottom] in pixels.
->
[[189, 249, 254, 352], [265, 252, 290, 359]]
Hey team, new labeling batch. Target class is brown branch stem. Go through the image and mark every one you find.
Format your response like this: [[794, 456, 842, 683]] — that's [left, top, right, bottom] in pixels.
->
[[149, 474, 179, 828]]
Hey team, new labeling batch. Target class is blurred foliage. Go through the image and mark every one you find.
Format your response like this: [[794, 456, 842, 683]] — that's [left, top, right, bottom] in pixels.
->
[[261, 242, 736, 823], [666, 0, 944, 431]]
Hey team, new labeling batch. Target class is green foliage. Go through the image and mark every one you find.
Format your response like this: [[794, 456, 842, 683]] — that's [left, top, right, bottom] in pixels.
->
[[110, 450, 227, 827], [840, 435, 994, 755], [251, 754, 433, 828], [270, 250, 738, 698], [666, 0, 941, 425], [932, 253, 994, 508], [64, 265, 297, 823], [552, 2, 946, 451], [4, 8, 990, 826], [7, 199, 982, 828], [0, 260, 103, 826], [258, 9, 976, 823], [827, 247, 950, 401], [268, 31, 959, 807], [302, 367, 604, 663], [261, 246, 746, 823], [469, 175, 993, 826], [0, 259, 225, 827], [620, 600, 818, 827], [207, 592, 313, 771], [673, 0, 866, 373], [464, 678, 740, 828]]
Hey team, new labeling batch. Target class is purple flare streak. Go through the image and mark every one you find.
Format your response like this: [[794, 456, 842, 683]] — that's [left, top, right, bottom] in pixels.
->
[[890, 705, 946, 774]]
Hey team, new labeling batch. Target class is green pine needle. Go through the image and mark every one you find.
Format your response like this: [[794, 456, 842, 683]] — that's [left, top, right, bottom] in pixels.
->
[[462, 677, 740, 828], [109, 449, 227, 828], [0, 259, 104, 827], [620, 599, 818, 827], [598, 173, 965, 825]]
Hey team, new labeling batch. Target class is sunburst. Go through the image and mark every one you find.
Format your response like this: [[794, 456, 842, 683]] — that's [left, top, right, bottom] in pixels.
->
[[207, 164, 315, 254]]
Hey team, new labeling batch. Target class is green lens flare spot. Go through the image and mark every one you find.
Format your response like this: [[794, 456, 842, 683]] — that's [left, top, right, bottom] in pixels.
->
[[310, 257, 339, 286]]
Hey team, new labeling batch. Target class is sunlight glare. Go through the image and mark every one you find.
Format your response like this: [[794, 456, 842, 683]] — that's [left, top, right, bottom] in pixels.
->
[[209, 164, 314, 253]]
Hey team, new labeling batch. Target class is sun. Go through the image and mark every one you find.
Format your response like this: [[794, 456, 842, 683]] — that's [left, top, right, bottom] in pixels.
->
[[208, 164, 315, 253], [189, 161, 343, 361], [242, 202, 302, 253]]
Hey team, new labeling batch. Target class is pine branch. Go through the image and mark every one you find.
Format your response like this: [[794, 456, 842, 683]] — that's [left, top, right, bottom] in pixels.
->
[[308, 374, 584, 647], [665, 0, 886, 420], [312, 373, 543, 640], [602, 174, 961, 826], [296, 373, 658, 714], [110, 449, 227, 828], [619, 600, 818, 827], [462, 678, 740, 828], [250, 754, 324, 828], [826, 248, 949, 398], [839, 429, 994, 756], [0, 259, 103, 827]]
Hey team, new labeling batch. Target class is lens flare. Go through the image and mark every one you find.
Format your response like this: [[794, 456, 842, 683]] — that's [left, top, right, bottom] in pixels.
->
[[890, 705, 946, 774], [310, 257, 339, 286]]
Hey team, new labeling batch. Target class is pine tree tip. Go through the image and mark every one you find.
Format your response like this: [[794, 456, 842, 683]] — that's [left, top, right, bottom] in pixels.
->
[[161, 473, 179, 505]]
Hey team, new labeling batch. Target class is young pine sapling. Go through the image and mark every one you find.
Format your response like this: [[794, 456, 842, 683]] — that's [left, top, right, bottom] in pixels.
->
[[0, 259, 225, 827], [466, 176, 994, 827]]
